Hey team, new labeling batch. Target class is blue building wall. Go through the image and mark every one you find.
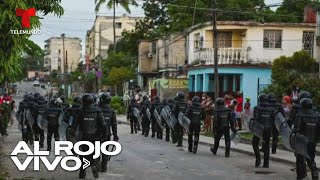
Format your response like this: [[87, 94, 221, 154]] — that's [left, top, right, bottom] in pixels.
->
[[188, 66, 272, 107]]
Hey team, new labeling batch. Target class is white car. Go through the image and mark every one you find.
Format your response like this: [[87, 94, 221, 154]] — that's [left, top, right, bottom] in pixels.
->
[[33, 80, 40, 87]]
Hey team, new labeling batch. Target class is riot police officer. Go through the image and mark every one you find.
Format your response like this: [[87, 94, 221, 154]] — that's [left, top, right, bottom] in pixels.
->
[[17, 94, 30, 142], [164, 99, 174, 142], [252, 93, 274, 168], [172, 92, 188, 147], [140, 95, 151, 137], [74, 94, 106, 179], [210, 98, 235, 157], [186, 96, 203, 154], [293, 98, 320, 180], [44, 97, 62, 151], [267, 93, 283, 154], [127, 98, 139, 134], [151, 96, 162, 139], [32, 93, 45, 148], [99, 93, 118, 172], [64, 96, 82, 126], [59, 95, 70, 111]]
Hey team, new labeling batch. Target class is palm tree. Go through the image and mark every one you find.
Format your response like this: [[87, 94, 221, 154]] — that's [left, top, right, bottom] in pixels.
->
[[95, 0, 138, 53]]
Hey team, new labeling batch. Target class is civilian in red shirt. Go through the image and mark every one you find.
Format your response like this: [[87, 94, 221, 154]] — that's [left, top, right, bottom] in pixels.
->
[[235, 91, 243, 130]]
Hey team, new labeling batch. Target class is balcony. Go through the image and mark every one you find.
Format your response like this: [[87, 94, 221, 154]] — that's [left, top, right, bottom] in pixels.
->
[[193, 48, 248, 65]]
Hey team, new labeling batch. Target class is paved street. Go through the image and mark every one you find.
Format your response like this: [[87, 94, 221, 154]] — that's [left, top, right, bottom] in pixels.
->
[[0, 82, 306, 179]]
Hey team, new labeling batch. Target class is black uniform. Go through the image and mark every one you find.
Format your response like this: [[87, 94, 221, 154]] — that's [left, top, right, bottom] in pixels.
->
[[252, 95, 274, 168], [294, 98, 320, 180], [140, 97, 151, 137], [162, 99, 170, 141], [75, 94, 106, 179], [31, 98, 45, 147], [18, 97, 32, 143], [172, 93, 188, 147], [99, 93, 118, 173], [266, 98, 282, 154], [151, 96, 163, 139], [186, 96, 203, 154], [211, 98, 235, 157], [45, 102, 62, 151], [127, 99, 139, 134]]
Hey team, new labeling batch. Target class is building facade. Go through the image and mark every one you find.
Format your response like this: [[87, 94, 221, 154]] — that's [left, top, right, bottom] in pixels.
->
[[44, 37, 82, 73], [137, 33, 187, 90], [85, 14, 143, 60], [187, 21, 318, 107]]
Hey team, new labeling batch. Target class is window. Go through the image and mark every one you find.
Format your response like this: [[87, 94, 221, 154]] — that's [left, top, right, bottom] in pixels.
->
[[218, 32, 232, 48], [115, 23, 122, 28], [263, 30, 282, 48], [194, 33, 200, 49], [302, 31, 315, 56]]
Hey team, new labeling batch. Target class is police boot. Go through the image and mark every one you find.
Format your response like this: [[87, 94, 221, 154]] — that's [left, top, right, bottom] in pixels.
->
[[210, 146, 217, 155], [312, 171, 319, 180], [151, 132, 155, 138], [263, 159, 269, 168], [91, 165, 99, 179], [225, 141, 231, 157], [188, 135, 193, 152], [272, 146, 277, 154], [79, 170, 86, 179], [193, 144, 198, 154], [101, 165, 107, 172]]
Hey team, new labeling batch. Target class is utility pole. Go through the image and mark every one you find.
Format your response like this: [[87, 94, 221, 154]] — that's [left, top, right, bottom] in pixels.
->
[[213, 0, 219, 100], [61, 33, 67, 98]]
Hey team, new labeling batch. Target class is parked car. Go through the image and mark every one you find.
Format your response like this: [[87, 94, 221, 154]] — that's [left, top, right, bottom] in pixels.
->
[[33, 80, 40, 87]]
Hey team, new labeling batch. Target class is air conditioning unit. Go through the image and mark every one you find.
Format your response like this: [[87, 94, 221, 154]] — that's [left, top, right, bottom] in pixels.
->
[[147, 53, 152, 58]]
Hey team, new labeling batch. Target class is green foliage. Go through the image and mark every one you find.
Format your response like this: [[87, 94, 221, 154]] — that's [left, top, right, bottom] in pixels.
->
[[266, 51, 320, 107], [110, 96, 125, 114], [106, 67, 135, 86], [0, 0, 63, 83]]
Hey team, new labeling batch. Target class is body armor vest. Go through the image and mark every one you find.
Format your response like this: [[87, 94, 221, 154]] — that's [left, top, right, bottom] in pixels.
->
[[47, 107, 61, 126], [215, 108, 230, 128], [298, 113, 320, 143], [190, 106, 202, 124], [257, 106, 274, 129], [79, 108, 99, 135]]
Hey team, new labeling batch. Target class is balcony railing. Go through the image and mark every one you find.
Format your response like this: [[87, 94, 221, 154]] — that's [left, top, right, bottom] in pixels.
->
[[193, 48, 248, 65]]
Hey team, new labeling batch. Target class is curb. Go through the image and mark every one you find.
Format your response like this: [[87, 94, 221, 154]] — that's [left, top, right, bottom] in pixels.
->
[[118, 118, 296, 166]]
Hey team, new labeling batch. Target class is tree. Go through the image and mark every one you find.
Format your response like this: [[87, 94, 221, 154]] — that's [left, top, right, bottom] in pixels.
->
[[95, 0, 138, 53], [265, 51, 320, 107], [106, 67, 135, 95], [0, 0, 63, 83], [276, 0, 320, 23]]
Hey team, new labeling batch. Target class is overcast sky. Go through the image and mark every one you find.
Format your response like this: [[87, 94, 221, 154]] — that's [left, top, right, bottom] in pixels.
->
[[30, 0, 283, 60]]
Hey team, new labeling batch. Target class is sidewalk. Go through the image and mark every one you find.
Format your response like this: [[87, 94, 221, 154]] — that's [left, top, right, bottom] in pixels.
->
[[116, 115, 320, 166]]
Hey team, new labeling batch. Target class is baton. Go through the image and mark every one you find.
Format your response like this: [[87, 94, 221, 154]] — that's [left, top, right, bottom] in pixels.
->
[[107, 145, 116, 161]]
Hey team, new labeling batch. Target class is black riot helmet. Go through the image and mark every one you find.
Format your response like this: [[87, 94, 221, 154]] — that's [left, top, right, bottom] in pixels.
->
[[298, 91, 311, 102], [177, 92, 185, 100], [82, 93, 94, 106], [34, 93, 41, 99], [192, 96, 200, 103], [258, 93, 268, 104], [60, 95, 66, 102], [142, 95, 148, 102], [91, 93, 98, 103], [73, 96, 82, 104], [168, 99, 173, 104], [300, 98, 313, 109], [100, 93, 111, 104], [154, 96, 160, 102], [215, 98, 225, 107], [38, 96, 45, 102], [163, 99, 167, 104], [267, 93, 277, 103], [27, 95, 34, 102], [23, 94, 28, 100]]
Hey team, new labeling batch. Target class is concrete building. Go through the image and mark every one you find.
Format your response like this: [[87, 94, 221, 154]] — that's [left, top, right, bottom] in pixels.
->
[[44, 37, 82, 73], [85, 14, 143, 60], [186, 21, 318, 107], [137, 33, 187, 90]]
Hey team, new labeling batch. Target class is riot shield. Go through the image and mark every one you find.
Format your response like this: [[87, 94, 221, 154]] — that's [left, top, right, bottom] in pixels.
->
[[68, 115, 74, 126], [154, 109, 164, 131], [178, 112, 191, 133], [274, 112, 286, 132], [160, 106, 172, 129], [66, 126, 81, 144], [59, 121, 69, 141], [59, 112, 65, 125], [290, 132, 310, 159], [146, 108, 151, 122], [230, 130, 240, 147], [25, 109, 34, 131], [241, 112, 252, 131], [37, 114, 48, 134], [133, 107, 142, 126], [249, 119, 264, 139]]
